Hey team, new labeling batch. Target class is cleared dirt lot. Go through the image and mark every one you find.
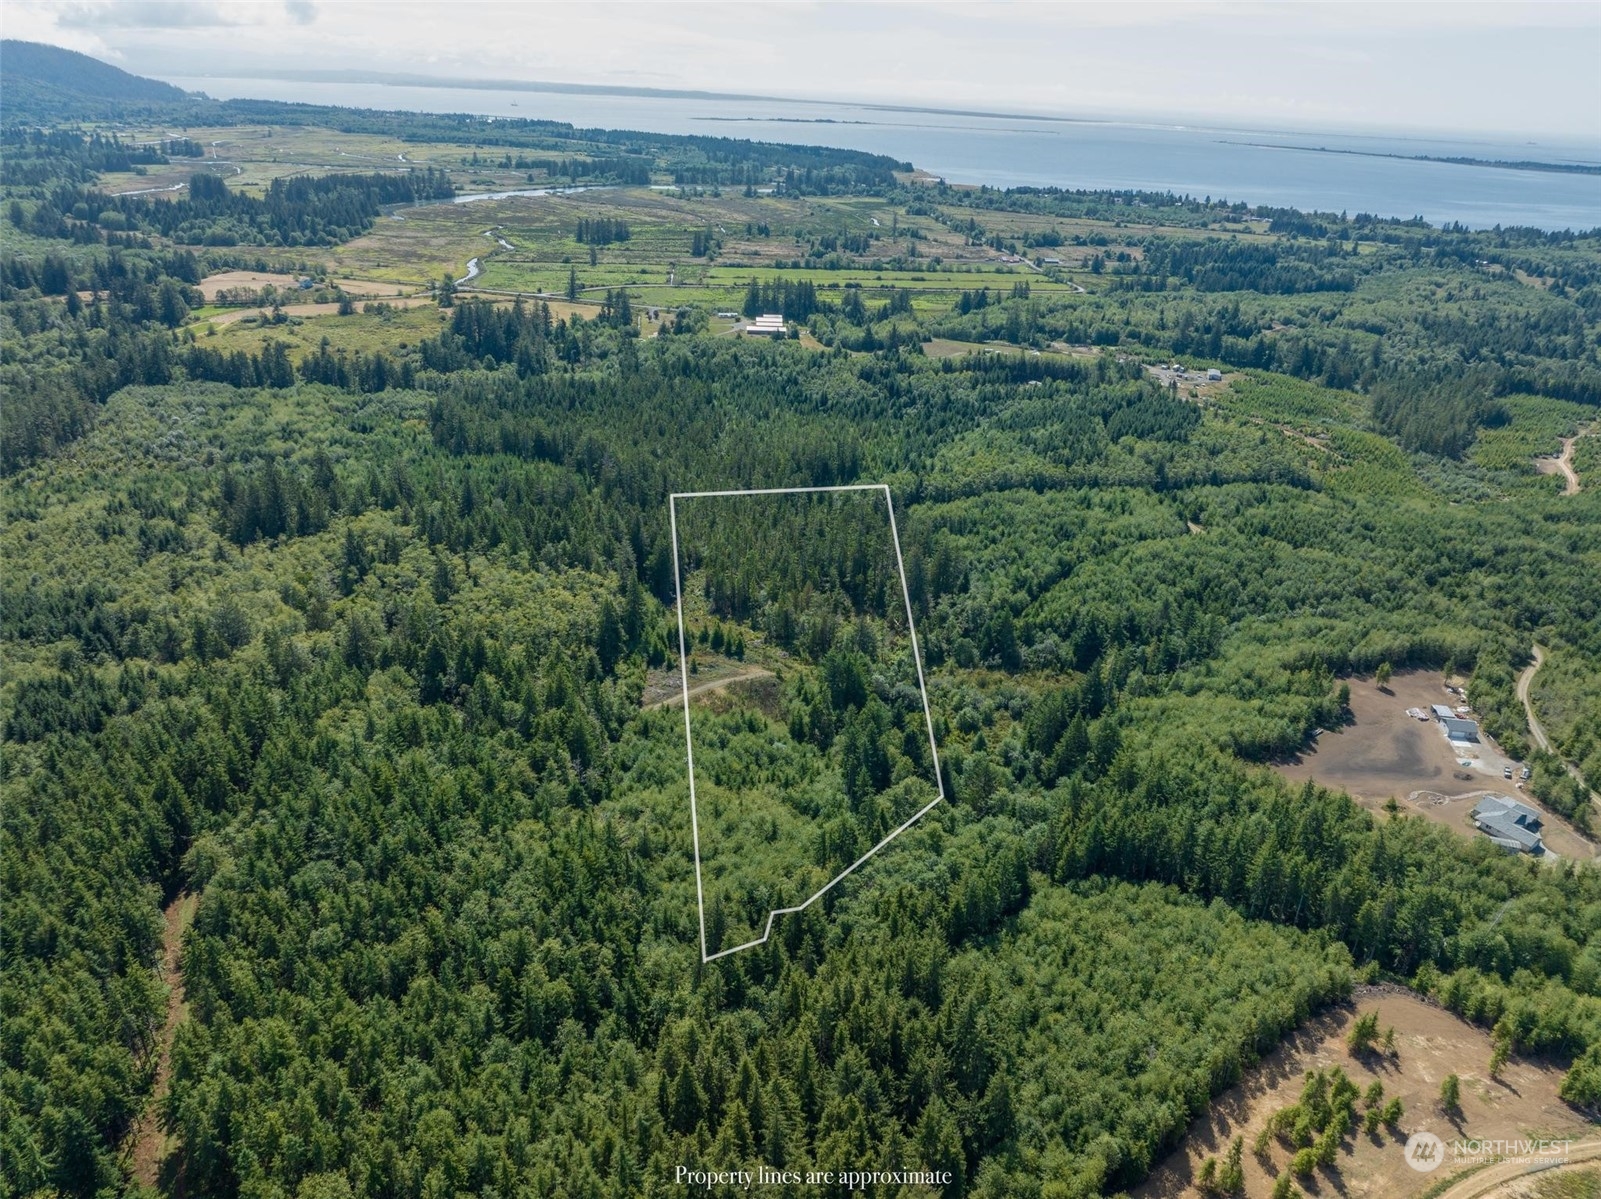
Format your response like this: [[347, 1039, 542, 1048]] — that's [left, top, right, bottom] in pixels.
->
[[641, 654, 774, 708], [1147, 362, 1233, 396], [1273, 671, 1596, 861], [1135, 988, 1595, 1199], [198, 270, 300, 300]]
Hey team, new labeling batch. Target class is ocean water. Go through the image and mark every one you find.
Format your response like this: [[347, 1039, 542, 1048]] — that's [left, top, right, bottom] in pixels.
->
[[165, 76, 1601, 231]]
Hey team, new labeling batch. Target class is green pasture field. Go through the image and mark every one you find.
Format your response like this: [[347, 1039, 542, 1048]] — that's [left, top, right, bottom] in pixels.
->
[[196, 303, 455, 359], [117, 122, 587, 197], [321, 204, 493, 284]]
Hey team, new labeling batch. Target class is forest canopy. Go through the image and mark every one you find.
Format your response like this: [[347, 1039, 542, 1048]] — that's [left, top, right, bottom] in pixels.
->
[[3, 48, 1601, 1199]]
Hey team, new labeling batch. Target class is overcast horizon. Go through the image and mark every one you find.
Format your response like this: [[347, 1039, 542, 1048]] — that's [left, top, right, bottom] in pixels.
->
[[5, 0, 1601, 143]]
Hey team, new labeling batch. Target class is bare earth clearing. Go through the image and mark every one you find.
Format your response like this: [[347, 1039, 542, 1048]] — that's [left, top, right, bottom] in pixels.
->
[[197, 270, 299, 300], [1273, 670, 1595, 860], [1136, 989, 1595, 1199], [642, 664, 775, 710], [641, 655, 778, 709], [1147, 362, 1234, 396]]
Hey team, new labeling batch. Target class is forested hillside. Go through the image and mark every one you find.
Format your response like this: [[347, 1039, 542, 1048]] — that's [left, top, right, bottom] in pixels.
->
[[0, 40, 188, 121], [3, 62, 1601, 1199]]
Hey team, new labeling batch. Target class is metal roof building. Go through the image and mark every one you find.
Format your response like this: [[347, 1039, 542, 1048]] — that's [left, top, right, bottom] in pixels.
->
[[744, 313, 786, 335], [1472, 796, 1544, 854], [1442, 717, 1480, 742]]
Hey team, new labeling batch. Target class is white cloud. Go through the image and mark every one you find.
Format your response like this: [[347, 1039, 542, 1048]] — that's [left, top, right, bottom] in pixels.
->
[[54, 0, 245, 28], [44, 0, 319, 30], [9, 0, 1601, 137]]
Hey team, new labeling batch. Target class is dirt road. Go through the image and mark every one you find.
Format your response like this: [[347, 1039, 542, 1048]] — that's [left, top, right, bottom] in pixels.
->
[[125, 891, 196, 1188], [1518, 645, 1552, 753], [1554, 436, 1581, 495], [1536, 425, 1590, 495], [644, 666, 773, 710], [1431, 1139, 1601, 1198], [1517, 644, 1601, 833]]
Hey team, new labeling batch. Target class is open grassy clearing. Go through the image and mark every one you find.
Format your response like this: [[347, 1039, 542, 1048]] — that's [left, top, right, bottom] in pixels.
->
[[194, 294, 626, 360], [192, 302, 453, 356], [117, 122, 575, 196], [320, 202, 497, 283]]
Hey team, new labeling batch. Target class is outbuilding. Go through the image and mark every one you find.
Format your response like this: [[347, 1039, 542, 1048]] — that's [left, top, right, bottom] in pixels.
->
[[1442, 717, 1480, 742], [744, 313, 786, 336]]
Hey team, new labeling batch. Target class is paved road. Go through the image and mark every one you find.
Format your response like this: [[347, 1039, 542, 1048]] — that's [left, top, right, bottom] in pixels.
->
[[1429, 1137, 1601, 1199]]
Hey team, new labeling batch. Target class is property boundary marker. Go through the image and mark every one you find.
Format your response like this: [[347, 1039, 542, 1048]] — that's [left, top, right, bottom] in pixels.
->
[[668, 483, 945, 962]]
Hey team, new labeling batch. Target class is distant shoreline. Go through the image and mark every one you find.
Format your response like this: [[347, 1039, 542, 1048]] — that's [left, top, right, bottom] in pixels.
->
[[1224, 140, 1601, 175], [696, 117, 869, 126], [174, 68, 1095, 126]]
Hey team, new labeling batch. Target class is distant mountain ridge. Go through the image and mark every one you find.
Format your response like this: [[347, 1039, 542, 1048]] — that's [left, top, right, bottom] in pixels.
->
[[1, 40, 191, 120]]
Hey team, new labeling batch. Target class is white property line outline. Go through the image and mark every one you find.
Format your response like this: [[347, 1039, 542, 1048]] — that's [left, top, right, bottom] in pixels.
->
[[669, 483, 946, 962]]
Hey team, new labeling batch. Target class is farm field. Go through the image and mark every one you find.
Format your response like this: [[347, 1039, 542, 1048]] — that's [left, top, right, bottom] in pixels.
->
[[116, 122, 560, 196], [312, 184, 1112, 305]]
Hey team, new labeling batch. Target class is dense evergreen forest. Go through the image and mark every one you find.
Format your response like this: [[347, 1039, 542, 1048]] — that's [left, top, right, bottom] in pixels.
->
[[3, 49, 1601, 1199]]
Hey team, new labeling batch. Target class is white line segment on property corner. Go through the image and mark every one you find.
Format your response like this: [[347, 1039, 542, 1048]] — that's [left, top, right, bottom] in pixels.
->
[[669, 483, 945, 963], [668, 494, 708, 961]]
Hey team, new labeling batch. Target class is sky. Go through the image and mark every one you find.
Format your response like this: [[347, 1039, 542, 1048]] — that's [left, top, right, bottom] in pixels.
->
[[5, 0, 1601, 139]]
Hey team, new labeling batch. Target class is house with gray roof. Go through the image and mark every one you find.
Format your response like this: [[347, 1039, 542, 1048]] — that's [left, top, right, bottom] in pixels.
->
[[1472, 795, 1544, 854]]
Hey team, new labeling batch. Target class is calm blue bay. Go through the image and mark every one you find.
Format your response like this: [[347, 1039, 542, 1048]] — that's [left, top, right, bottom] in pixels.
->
[[165, 76, 1601, 231]]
